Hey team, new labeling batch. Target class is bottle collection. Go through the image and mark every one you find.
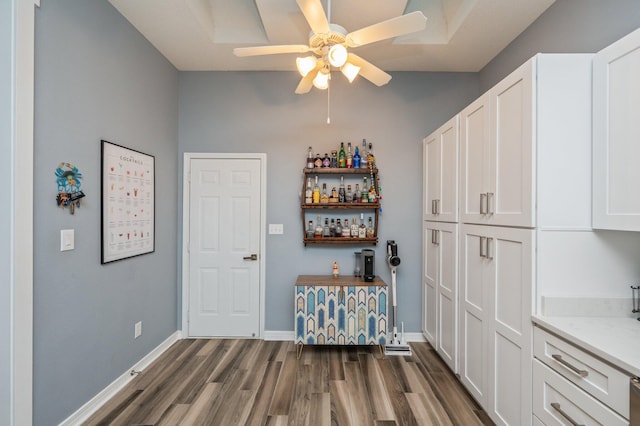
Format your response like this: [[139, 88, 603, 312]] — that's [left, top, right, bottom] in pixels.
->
[[306, 213, 375, 240], [304, 175, 378, 205], [306, 139, 374, 170]]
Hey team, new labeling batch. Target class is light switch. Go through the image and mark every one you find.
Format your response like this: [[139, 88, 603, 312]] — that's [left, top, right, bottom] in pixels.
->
[[269, 224, 284, 235], [60, 229, 74, 251]]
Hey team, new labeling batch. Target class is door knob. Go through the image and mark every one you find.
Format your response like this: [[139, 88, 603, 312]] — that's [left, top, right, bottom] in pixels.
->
[[243, 254, 258, 261]]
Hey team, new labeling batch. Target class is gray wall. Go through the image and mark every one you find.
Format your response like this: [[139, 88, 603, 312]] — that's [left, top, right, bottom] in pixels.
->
[[1, 1, 12, 423], [178, 71, 479, 333], [33, 1, 178, 424], [480, 0, 640, 91]]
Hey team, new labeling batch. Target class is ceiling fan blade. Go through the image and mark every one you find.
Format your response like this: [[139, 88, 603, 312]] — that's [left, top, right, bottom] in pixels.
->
[[345, 11, 427, 48], [297, 0, 330, 35], [347, 53, 391, 87], [234, 45, 311, 57], [295, 62, 324, 94]]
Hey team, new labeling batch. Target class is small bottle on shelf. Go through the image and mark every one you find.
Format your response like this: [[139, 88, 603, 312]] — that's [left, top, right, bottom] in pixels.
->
[[341, 219, 351, 237], [320, 183, 329, 204], [315, 215, 323, 238], [312, 176, 320, 204], [338, 176, 346, 203], [368, 183, 377, 203], [330, 150, 338, 168], [358, 213, 366, 238], [354, 184, 360, 203], [306, 220, 315, 239], [346, 142, 353, 168], [329, 218, 336, 237], [366, 217, 375, 238], [335, 219, 342, 237], [338, 142, 346, 168], [305, 177, 312, 204], [314, 153, 323, 168], [361, 177, 369, 203], [350, 217, 358, 237], [345, 184, 353, 203], [353, 146, 361, 168], [323, 218, 330, 237], [367, 142, 375, 168], [360, 139, 368, 169], [322, 153, 331, 168], [306, 146, 314, 169]]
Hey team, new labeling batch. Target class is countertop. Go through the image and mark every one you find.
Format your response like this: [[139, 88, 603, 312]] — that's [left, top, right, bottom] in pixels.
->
[[532, 314, 640, 378]]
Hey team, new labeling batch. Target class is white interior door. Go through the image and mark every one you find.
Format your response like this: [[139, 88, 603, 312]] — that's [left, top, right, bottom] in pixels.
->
[[186, 155, 264, 337]]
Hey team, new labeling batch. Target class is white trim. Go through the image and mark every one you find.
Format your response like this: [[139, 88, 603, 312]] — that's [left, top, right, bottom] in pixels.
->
[[263, 331, 427, 343], [59, 331, 182, 426], [404, 332, 426, 342], [181, 153, 267, 339]]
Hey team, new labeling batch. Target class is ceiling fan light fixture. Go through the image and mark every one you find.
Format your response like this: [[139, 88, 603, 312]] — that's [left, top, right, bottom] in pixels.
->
[[313, 70, 330, 90], [296, 56, 318, 77], [341, 62, 360, 83], [328, 44, 347, 67]]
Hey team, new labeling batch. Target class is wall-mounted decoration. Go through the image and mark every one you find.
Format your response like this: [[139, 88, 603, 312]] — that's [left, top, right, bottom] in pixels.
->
[[55, 162, 85, 214], [101, 140, 155, 264]]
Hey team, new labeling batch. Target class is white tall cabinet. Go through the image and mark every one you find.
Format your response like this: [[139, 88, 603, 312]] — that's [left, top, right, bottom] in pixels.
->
[[423, 53, 594, 426]]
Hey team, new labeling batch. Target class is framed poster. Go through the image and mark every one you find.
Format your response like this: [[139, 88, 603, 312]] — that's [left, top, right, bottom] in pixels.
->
[[101, 140, 155, 263]]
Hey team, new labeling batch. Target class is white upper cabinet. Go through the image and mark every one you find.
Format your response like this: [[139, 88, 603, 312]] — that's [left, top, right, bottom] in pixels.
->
[[593, 27, 640, 231], [423, 115, 459, 222], [460, 60, 534, 228]]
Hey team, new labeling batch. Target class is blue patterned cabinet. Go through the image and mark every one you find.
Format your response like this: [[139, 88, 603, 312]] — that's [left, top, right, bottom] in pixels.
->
[[294, 275, 387, 348]]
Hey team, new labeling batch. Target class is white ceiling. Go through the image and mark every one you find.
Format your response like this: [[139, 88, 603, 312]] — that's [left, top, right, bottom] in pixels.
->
[[108, 0, 555, 72]]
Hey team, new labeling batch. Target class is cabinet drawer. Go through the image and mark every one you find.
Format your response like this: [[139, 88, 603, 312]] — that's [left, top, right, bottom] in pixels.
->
[[534, 327, 629, 418], [533, 360, 628, 426]]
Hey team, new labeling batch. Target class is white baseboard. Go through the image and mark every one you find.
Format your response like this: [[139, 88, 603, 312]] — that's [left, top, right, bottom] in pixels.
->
[[263, 330, 426, 343], [59, 330, 182, 426]]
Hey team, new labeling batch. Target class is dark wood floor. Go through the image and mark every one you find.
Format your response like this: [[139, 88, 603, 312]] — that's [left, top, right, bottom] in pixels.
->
[[84, 339, 493, 425]]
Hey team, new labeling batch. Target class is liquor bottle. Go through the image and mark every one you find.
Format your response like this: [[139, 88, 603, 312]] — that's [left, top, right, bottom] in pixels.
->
[[350, 217, 358, 237], [358, 213, 366, 238], [329, 218, 336, 237], [341, 219, 351, 237], [314, 153, 323, 168], [338, 176, 346, 202], [331, 187, 338, 201], [354, 184, 360, 203], [305, 177, 312, 204], [312, 176, 320, 204], [323, 218, 330, 237], [330, 150, 338, 168], [360, 139, 368, 169], [338, 142, 346, 168], [346, 142, 353, 168], [353, 146, 361, 168], [335, 219, 342, 237], [322, 153, 331, 168], [345, 184, 353, 203], [315, 215, 323, 238], [366, 217, 375, 238], [306, 146, 314, 169], [320, 183, 329, 204], [368, 183, 377, 203], [306, 220, 315, 239], [361, 177, 369, 203], [367, 142, 375, 168]]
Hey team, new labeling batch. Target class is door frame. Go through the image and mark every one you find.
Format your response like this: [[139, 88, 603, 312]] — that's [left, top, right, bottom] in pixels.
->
[[181, 153, 267, 338]]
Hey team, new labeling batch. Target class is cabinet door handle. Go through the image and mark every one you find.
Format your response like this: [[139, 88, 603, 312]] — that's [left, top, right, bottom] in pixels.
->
[[480, 193, 487, 214], [435, 199, 440, 215], [486, 237, 493, 260], [550, 402, 584, 426], [431, 199, 436, 214], [551, 354, 589, 377], [431, 229, 435, 244], [479, 236, 487, 258], [487, 192, 494, 215], [436, 229, 440, 245], [243, 254, 258, 261]]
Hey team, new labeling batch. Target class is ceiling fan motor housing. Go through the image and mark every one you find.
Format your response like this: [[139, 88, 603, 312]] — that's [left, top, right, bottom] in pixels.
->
[[309, 23, 347, 49]]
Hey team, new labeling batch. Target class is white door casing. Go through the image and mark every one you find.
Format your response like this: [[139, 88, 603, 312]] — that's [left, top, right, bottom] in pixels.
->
[[182, 153, 266, 338]]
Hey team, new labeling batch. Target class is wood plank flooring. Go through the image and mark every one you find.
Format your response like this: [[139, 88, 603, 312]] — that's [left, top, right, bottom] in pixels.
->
[[84, 339, 493, 425]]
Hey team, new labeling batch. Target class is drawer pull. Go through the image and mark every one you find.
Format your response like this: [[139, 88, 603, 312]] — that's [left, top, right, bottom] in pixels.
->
[[552, 354, 589, 377], [550, 402, 584, 426]]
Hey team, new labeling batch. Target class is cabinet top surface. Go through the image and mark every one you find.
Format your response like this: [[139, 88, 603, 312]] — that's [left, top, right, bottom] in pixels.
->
[[295, 275, 386, 287], [304, 168, 378, 174]]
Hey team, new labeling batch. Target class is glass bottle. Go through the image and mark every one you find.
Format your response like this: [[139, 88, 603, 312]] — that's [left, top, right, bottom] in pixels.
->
[[358, 213, 366, 238], [346, 142, 353, 168], [369, 183, 377, 203], [335, 219, 342, 237], [338, 142, 346, 168], [329, 218, 336, 237], [323, 218, 330, 237], [305, 177, 312, 204], [306, 220, 315, 239], [338, 176, 346, 203], [350, 217, 359, 237], [353, 146, 361, 168], [360, 139, 368, 169], [314, 152, 323, 168], [366, 217, 375, 238], [345, 184, 353, 203], [322, 153, 331, 168], [312, 176, 321, 203], [314, 215, 323, 238], [331, 186, 338, 201], [367, 142, 375, 168], [306, 146, 314, 169], [320, 183, 329, 204], [330, 150, 338, 168], [361, 177, 369, 203], [354, 183, 360, 203], [342, 219, 351, 237]]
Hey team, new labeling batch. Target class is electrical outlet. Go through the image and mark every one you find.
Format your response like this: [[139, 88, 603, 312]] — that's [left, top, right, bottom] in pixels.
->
[[269, 224, 284, 234], [134, 321, 142, 339]]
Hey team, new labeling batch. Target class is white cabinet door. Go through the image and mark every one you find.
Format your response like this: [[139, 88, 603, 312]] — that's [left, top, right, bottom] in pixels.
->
[[461, 60, 534, 228], [459, 224, 533, 425], [424, 116, 459, 222], [423, 221, 458, 373], [593, 27, 640, 231]]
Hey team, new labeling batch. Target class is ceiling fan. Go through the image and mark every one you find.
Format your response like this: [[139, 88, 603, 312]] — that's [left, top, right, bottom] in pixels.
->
[[233, 0, 427, 94]]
